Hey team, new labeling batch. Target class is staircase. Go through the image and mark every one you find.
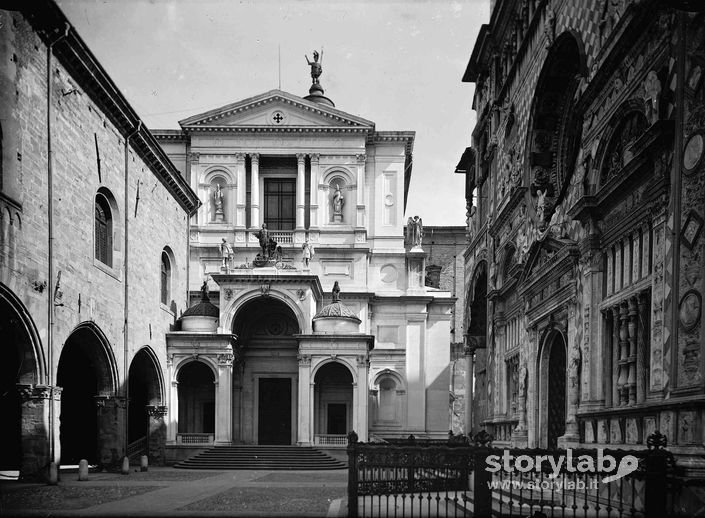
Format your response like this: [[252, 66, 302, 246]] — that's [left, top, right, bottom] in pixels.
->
[[174, 445, 347, 470]]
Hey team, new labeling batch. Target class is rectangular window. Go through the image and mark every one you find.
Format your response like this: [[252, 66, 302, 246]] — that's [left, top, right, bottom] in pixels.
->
[[264, 178, 295, 230]]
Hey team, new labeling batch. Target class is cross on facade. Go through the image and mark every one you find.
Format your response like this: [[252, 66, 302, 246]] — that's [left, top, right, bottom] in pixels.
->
[[272, 112, 284, 124]]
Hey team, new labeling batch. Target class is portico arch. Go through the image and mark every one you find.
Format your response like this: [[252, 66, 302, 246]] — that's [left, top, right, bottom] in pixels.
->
[[0, 283, 45, 476], [176, 360, 215, 438], [57, 322, 120, 466], [313, 362, 354, 440], [232, 296, 301, 445], [128, 346, 164, 444], [221, 287, 307, 335]]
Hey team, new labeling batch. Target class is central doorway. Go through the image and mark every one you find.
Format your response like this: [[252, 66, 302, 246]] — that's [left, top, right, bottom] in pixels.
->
[[232, 297, 300, 444], [258, 378, 292, 444]]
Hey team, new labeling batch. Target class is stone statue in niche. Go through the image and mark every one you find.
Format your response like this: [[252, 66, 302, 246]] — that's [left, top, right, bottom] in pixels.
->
[[644, 70, 662, 126], [219, 238, 233, 270], [332, 183, 344, 222], [213, 183, 224, 222], [332, 280, 341, 303], [305, 49, 323, 85], [406, 215, 424, 250], [301, 239, 314, 269]]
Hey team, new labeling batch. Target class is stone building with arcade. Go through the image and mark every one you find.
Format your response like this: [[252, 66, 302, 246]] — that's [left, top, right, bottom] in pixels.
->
[[460, 0, 705, 477], [0, 2, 199, 479], [153, 58, 455, 451]]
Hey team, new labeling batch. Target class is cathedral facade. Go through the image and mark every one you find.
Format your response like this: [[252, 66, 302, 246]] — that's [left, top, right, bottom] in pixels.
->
[[153, 73, 454, 451], [461, 0, 705, 476]]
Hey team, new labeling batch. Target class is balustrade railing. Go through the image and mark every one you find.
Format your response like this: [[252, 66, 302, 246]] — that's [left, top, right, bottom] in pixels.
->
[[176, 433, 214, 445], [347, 430, 679, 518], [269, 231, 293, 245], [314, 434, 348, 446]]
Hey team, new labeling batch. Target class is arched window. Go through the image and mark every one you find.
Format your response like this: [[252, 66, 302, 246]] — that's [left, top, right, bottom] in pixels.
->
[[160, 250, 171, 305], [95, 193, 112, 267]]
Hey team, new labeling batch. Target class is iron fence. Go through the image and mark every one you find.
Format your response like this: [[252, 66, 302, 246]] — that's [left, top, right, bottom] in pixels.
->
[[347, 430, 679, 518]]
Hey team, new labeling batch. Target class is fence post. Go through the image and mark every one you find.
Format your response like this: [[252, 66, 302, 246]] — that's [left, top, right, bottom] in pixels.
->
[[347, 430, 359, 518], [644, 431, 669, 518], [473, 430, 493, 518], [407, 434, 416, 491]]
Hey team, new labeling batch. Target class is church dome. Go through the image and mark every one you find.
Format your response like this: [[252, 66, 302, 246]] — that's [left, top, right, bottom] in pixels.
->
[[304, 83, 335, 107], [181, 284, 219, 332], [313, 295, 361, 334]]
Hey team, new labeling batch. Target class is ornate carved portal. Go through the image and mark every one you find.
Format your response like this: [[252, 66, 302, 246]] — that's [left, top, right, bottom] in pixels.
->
[[546, 332, 567, 450]]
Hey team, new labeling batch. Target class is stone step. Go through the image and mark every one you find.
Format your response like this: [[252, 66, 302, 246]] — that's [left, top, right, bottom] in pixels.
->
[[174, 445, 348, 470]]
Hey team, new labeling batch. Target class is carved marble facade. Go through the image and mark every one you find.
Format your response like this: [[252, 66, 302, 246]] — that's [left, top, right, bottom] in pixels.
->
[[461, 0, 705, 474]]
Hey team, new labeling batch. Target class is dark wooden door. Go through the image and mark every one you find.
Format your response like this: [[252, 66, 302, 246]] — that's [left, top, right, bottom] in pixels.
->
[[258, 378, 292, 444], [547, 337, 566, 450], [327, 403, 347, 435]]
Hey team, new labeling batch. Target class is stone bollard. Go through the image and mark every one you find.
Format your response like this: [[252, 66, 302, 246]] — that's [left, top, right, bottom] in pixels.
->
[[48, 462, 58, 485], [140, 455, 148, 472], [121, 456, 130, 475], [78, 459, 89, 481]]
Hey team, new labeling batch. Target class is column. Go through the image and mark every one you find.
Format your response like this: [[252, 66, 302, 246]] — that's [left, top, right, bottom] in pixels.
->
[[618, 302, 629, 405], [250, 153, 260, 229], [356, 355, 369, 442], [296, 153, 306, 230], [168, 378, 178, 444], [565, 299, 580, 443], [610, 306, 620, 407], [297, 354, 312, 445], [146, 405, 168, 466], [627, 297, 638, 406], [356, 154, 366, 228], [464, 344, 473, 434], [95, 396, 126, 468], [215, 353, 233, 444], [636, 292, 649, 403], [309, 154, 320, 229], [18, 384, 59, 480], [235, 153, 246, 228]]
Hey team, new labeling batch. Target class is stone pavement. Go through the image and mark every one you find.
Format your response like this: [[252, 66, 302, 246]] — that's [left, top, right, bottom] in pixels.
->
[[0, 467, 348, 517]]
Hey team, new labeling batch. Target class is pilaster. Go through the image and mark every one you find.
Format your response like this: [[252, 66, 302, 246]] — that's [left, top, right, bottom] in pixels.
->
[[309, 154, 320, 229], [356, 154, 366, 228], [235, 153, 246, 228], [296, 153, 306, 229], [250, 153, 260, 229]]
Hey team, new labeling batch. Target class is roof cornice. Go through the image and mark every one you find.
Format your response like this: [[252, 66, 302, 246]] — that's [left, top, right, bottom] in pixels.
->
[[23, 0, 199, 213]]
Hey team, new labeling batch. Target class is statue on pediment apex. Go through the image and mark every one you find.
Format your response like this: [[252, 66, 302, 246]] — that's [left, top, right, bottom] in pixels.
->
[[305, 49, 323, 85]]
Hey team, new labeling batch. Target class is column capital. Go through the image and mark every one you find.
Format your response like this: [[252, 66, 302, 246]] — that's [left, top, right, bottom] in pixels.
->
[[17, 384, 61, 401], [310, 153, 320, 162], [235, 152, 246, 162], [356, 154, 367, 163], [296, 153, 306, 163], [218, 353, 234, 366], [249, 152, 260, 163], [146, 405, 168, 418]]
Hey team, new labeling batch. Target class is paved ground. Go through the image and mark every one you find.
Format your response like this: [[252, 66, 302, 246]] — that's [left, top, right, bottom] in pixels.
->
[[0, 467, 348, 517]]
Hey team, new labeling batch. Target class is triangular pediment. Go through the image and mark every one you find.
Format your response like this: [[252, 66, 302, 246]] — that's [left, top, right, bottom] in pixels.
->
[[520, 235, 578, 285], [178, 89, 375, 131]]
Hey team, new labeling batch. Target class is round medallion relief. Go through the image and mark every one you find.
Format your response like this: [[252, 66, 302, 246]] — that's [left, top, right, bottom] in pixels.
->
[[380, 264, 398, 283], [683, 133, 704, 173], [679, 289, 702, 332]]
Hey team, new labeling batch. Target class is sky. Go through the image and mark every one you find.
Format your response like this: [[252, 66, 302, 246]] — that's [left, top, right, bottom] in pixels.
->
[[56, 0, 489, 226]]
